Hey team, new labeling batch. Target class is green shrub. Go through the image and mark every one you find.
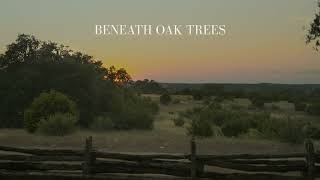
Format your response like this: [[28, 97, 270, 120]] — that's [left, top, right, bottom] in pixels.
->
[[253, 115, 308, 143], [90, 116, 114, 131], [192, 91, 204, 100], [144, 97, 159, 114], [173, 117, 185, 127], [173, 99, 181, 104], [206, 109, 229, 126], [222, 118, 251, 137], [24, 90, 77, 133], [37, 113, 77, 136], [277, 118, 305, 144], [211, 125, 224, 137], [187, 116, 213, 137], [114, 110, 153, 129], [295, 102, 307, 111], [303, 123, 320, 140], [24, 109, 38, 133], [208, 102, 222, 110], [160, 93, 172, 105], [254, 117, 282, 138], [112, 95, 156, 130], [240, 128, 263, 139], [306, 103, 320, 115]]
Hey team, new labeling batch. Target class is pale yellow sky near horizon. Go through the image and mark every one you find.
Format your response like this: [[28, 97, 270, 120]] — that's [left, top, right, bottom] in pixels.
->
[[0, 0, 320, 83]]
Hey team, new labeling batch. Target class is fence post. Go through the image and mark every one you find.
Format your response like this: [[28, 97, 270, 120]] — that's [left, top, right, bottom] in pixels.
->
[[83, 136, 95, 175], [305, 139, 315, 180], [190, 137, 197, 180]]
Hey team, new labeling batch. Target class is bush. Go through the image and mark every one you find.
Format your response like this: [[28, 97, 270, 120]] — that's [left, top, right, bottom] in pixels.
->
[[187, 116, 213, 137], [172, 99, 181, 104], [205, 109, 228, 126], [113, 110, 153, 130], [306, 103, 320, 115], [240, 128, 263, 139], [173, 117, 185, 127], [90, 116, 114, 131], [303, 123, 320, 140], [255, 117, 282, 138], [295, 102, 307, 111], [24, 90, 77, 133], [111, 94, 157, 130], [143, 97, 160, 114], [24, 109, 38, 133], [222, 118, 251, 137], [160, 93, 172, 105], [37, 113, 77, 136], [277, 117, 305, 144], [211, 125, 224, 137], [192, 90, 204, 100]]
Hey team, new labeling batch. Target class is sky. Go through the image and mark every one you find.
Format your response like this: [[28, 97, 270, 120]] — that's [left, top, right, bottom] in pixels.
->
[[0, 0, 320, 84]]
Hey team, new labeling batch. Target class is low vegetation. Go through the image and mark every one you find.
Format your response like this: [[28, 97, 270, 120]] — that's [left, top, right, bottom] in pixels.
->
[[181, 101, 320, 143], [37, 113, 77, 136], [160, 93, 172, 105], [172, 116, 185, 127], [90, 116, 114, 131], [24, 90, 77, 133]]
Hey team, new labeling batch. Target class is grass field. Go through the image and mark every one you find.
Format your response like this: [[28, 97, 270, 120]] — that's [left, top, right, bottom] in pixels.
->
[[0, 94, 317, 154]]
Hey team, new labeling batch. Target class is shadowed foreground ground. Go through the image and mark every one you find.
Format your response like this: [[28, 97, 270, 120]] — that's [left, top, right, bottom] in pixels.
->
[[0, 125, 307, 155]]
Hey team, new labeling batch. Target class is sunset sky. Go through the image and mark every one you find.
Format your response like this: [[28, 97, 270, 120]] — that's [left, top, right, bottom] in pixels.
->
[[1, 0, 320, 83]]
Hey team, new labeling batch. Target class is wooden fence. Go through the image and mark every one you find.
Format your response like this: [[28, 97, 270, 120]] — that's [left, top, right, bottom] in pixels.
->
[[0, 136, 319, 180]]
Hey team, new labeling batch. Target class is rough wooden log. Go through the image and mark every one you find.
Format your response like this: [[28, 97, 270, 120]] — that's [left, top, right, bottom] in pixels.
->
[[0, 154, 83, 161], [0, 161, 81, 171], [190, 138, 197, 180], [0, 170, 204, 180], [315, 166, 320, 177], [315, 153, 320, 163], [0, 145, 83, 156], [204, 160, 305, 172], [0, 170, 308, 180], [222, 159, 305, 166], [82, 136, 95, 175], [305, 140, 315, 180], [93, 159, 191, 177], [197, 153, 305, 161], [95, 151, 188, 161], [201, 171, 306, 180]]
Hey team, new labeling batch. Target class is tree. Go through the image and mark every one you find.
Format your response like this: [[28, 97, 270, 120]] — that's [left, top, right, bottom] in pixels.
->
[[0, 34, 149, 128], [160, 93, 172, 105], [105, 66, 132, 87], [307, 1, 320, 51], [133, 79, 165, 94]]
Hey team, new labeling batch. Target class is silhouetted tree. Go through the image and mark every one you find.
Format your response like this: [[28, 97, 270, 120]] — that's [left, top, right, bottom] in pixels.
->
[[133, 79, 165, 94], [0, 34, 152, 128], [307, 1, 320, 51]]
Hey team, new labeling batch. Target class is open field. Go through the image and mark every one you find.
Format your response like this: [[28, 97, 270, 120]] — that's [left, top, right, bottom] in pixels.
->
[[1, 94, 320, 180], [1, 94, 318, 155], [0, 128, 307, 154]]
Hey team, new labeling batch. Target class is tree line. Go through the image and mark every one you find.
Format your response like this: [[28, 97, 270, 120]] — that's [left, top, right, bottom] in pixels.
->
[[0, 34, 158, 131]]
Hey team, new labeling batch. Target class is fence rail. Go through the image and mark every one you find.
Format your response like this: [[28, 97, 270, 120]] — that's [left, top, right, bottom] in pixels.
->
[[0, 136, 319, 180]]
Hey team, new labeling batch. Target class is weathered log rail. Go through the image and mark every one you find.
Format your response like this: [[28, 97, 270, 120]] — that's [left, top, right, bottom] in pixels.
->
[[0, 137, 319, 180]]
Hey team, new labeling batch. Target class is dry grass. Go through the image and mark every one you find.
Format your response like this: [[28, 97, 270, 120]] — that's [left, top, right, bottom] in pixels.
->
[[0, 127, 306, 154]]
